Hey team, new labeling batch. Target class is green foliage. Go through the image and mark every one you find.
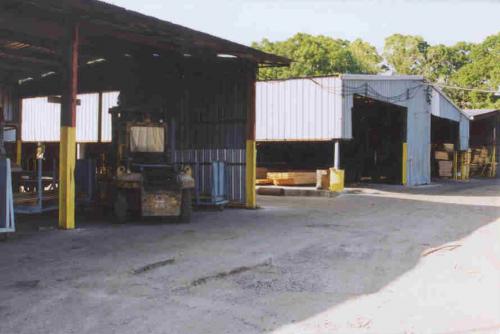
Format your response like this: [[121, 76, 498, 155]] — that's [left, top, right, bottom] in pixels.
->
[[251, 33, 382, 80], [252, 32, 500, 108], [383, 34, 429, 75], [349, 38, 383, 74], [448, 33, 500, 109]]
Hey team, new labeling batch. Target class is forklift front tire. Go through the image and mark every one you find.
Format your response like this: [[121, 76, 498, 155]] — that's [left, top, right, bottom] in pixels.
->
[[180, 189, 192, 223], [113, 192, 128, 224]]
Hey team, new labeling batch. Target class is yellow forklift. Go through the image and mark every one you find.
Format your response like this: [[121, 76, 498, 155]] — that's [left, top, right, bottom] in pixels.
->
[[108, 99, 194, 223]]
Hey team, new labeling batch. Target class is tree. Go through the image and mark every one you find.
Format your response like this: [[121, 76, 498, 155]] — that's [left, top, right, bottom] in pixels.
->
[[383, 34, 429, 74], [251, 33, 381, 80], [449, 33, 500, 108], [349, 38, 383, 74]]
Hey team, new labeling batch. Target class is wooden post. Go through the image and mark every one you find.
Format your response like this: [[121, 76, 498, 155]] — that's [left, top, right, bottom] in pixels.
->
[[58, 22, 79, 230], [245, 68, 256, 209]]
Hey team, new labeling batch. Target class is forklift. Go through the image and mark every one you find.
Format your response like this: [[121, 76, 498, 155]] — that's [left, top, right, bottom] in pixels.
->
[[108, 95, 195, 223]]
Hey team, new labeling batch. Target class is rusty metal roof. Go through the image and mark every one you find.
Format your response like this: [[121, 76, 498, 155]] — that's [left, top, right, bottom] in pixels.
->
[[0, 0, 289, 83]]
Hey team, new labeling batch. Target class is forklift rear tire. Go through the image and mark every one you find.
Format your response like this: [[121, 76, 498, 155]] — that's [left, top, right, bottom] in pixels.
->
[[180, 189, 192, 223], [113, 192, 128, 224]]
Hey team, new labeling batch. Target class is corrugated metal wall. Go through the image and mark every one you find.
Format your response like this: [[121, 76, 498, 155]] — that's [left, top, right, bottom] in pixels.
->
[[21, 92, 118, 142], [430, 88, 460, 121], [101, 91, 119, 142], [256, 77, 343, 141], [168, 69, 252, 203], [430, 87, 470, 150], [256, 75, 469, 186], [0, 84, 17, 122], [172, 149, 246, 203], [341, 77, 431, 186], [459, 114, 470, 150]]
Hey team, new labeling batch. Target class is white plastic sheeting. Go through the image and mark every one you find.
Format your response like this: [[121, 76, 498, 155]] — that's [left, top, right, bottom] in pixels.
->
[[22, 91, 118, 143], [256, 77, 343, 141]]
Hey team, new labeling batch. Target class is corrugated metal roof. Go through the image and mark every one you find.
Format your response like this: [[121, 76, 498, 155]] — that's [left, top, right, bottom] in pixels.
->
[[463, 109, 500, 118]]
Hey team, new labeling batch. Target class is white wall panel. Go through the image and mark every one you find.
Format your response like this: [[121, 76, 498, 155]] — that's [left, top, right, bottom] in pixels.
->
[[21, 91, 118, 143], [256, 77, 343, 141]]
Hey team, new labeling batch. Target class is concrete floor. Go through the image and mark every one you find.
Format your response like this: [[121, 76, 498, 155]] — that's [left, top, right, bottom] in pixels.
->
[[1, 179, 499, 334]]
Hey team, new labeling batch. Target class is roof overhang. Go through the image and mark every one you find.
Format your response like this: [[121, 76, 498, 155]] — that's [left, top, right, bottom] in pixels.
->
[[0, 0, 290, 85]]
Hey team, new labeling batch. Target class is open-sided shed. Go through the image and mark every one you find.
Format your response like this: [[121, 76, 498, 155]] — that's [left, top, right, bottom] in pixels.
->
[[256, 75, 470, 186], [0, 0, 289, 228]]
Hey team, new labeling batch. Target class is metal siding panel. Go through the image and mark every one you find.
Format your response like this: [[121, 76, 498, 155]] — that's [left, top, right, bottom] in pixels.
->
[[22, 97, 60, 142], [22, 92, 117, 143], [460, 115, 470, 150], [256, 77, 343, 141], [172, 148, 245, 204], [76, 93, 99, 142], [342, 78, 431, 186], [101, 91, 119, 142], [431, 89, 461, 122]]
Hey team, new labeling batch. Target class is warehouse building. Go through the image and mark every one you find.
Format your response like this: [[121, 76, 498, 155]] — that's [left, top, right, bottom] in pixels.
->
[[0, 0, 289, 230], [256, 75, 470, 186], [464, 109, 499, 177]]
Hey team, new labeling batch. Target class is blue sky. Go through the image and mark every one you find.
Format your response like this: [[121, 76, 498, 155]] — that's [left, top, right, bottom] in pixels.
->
[[104, 0, 500, 48]]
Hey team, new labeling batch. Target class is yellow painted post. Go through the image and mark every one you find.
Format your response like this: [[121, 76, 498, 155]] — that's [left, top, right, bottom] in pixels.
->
[[491, 146, 496, 178], [246, 140, 256, 208], [453, 151, 458, 180], [58, 23, 79, 230], [329, 168, 344, 192], [245, 69, 257, 209], [59, 127, 76, 229], [402, 142, 408, 185], [15, 139, 22, 166]]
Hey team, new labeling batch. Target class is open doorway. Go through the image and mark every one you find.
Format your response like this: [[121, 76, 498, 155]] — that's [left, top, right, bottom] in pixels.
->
[[430, 115, 459, 178], [342, 95, 407, 184]]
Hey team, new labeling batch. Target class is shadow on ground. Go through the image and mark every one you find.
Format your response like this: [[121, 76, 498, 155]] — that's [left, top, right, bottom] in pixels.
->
[[0, 179, 499, 333]]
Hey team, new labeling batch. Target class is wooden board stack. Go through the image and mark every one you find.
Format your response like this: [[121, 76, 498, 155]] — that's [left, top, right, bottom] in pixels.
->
[[433, 143, 454, 177], [266, 172, 316, 186]]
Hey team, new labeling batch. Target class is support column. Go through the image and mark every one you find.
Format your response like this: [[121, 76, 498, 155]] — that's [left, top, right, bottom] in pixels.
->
[[245, 69, 256, 209], [402, 142, 408, 185], [16, 139, 22, 166], [334, 140, 340, 169], [59, 23, 79, 230]]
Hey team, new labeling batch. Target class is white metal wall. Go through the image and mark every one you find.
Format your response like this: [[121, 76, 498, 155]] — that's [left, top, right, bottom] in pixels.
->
[[22, 92, 118, 143], [101, 91, 118, 142], [430, 87, 470, 150], [256, 77, 343, 141]]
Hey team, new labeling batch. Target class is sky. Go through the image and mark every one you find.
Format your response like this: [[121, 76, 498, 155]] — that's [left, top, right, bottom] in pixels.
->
[[103, 0, 500, 49]]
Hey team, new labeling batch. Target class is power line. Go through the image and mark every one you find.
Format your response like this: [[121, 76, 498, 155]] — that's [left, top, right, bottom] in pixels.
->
[[416, 83, 498, 94]]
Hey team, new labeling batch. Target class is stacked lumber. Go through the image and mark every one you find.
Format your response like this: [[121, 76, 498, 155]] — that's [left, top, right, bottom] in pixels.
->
[[470, 146, 496, 177], [433, 143, 454, 177], [266, 171, 316, 186], [438, 161, 453, 177], [256, 167, 273, 185]]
